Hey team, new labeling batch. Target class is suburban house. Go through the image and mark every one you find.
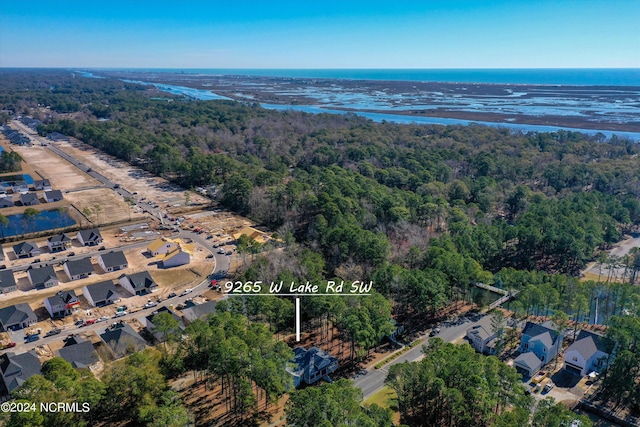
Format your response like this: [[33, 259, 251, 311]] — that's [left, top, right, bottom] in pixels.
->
[[158, 246, 191, 268], [286, 347, 339, 388], [0, 351, 41, 394], [76, 229, 103, 246], [63, 258, 94, 281], [27, 265, 59, 289], [146, 238, 179, 256], [514, 352, 543, 378], [518, 321, 563, 365], [100, 323, 146, 359], [466, 315, 498, 355], [44, 190, 63, 203], [563, 330, 615, 377], [44, 290, 80, 318], [57, 336, 100, 370], [19, 193, 40, 206], [0, 197, 14, 208], [144, 306, 185, 342], [13, 241, 40, 259], [33, 179, 52, 191], [0, 270, 17, 294], [11, 181, 29, 194], [97, 251, 128, 272], [118, 271, 158, 295], [0, 303, 37, 331], [82, 280, 121, 307], [47, 233, 72, 253], [182, 300, 217, 324], [47, 132, 69, 142], [233, 226, 271, 244]]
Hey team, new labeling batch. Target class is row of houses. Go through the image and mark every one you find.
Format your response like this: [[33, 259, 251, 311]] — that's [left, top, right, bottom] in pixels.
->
[[0, 179, 53, 197], [0, 270, 159, 327], [0, 250, 128, 294], [466, 317, 614, 380], [5, 229, 103, 261], [1, 127, 30, 146], [0, 190, 63, 208]]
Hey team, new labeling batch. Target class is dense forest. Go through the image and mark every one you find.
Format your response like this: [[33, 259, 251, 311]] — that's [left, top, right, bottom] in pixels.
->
[[2, 69, 640, 426]]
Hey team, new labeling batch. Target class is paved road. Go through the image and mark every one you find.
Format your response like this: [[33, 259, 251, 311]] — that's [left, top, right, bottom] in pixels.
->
[[353, 316, 485, 399]]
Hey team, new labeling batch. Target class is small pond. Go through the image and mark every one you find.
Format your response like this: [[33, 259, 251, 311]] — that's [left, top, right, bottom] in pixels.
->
[[0, 209, 76, 237]]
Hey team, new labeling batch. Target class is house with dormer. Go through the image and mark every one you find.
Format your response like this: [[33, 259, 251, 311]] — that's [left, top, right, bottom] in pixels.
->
[[76, 229, 103, 246], [0, 303, 37, 331], [44, 290, 80, 318], [518, 322, 562, 365], [47, 233, 72, 253], [33, 179, 52, 191], [287, 347, 339, 388], [466, 315, 498, 355], [563, 330, 614, 377], [19, 193, 40, 206], [118, 271, 158, 295], [13, 241, 40, 259], [0, 351, 41, 394]]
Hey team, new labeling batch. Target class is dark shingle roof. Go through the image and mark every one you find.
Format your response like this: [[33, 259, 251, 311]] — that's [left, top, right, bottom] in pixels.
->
[[57, 338, 99, 369], [289, 347, 338, 378], [0, 270, 16, 290], [46, 290, 77, 307], [182, 300, 217, 322], [124, 271, 156, 291], [48, 233, 71, 244], [522, 322, 560, 345], [19, 193, 39, 205], [99, 251, 127, 269], [571, 330, 614, 357], [84, 280, 119, 302], [514, 352, 542, 370], [44, 190, 63, 201], [77, 228, 102, 243], [13, 242, 38, 256], [0, 351, 41, 393], [0, 304, 36, 328], [100, 324, 146, 358], [65, 258, 93, 277], [27, 265, 57, 286]]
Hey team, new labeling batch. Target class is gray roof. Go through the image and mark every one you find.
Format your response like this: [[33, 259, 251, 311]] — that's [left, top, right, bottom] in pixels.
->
[[65, 258, 94, 277], [530, 331, 554, 349], [33, 179, 51, 188], [522, 322, 560, 345], [289, 347, 338, 378], [0, 303, 37, 329], [44, 190, 63, 201], [0, 351, 41, 393], [46, 290, 77, 307], [182, 300, 217, 322], [100, 324, 146, 358], [123, 271, 157, 291], [569, 331, 614, 359], [13, 241, 38, 256], [99, 251, 128, 269], [0, 198, 14, 208], [0, 270, 16, 290], [27, 265, 57, 286], [146, 306, 185, 333], [19, 193, 39, 204], [57, 338, 99, 369], [77, 228, 102, 243], [514, 352, 542, 370], [48, 233, 71, 244], [84, 280, 119, 302]]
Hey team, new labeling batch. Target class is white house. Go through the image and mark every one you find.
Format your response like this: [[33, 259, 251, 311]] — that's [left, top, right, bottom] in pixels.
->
[[563, 330, 614, 377], [119, 271, 158, 295], [44, 190, 63, 203], [146, 238, 179, 256], [97, 251, 128, 272], [47, 233, 72, 253], [0, 270, 17, 294], [13, 242, 40, 259], [44, 290, 80, 318], [76, 229, 103, 246], [82, 280, 121, 307], [63, 258, 94, 281], [518, 322, 562, 366], [466, 315, 498, 355], [159, 247, 191, 268]]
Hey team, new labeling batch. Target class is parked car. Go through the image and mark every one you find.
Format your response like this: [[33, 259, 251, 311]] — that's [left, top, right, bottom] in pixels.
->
[[96, 316, 110, 323], [24, 335, 40, 343], [167, 292, 177, 299], [84, 319, 96, 325], [429, 327, 441, 337], [114, 311, 128, 318], [180, 288, 193, 297], [44, 328, 61, 337], [543, 382, 555, 393], [143, 301, 158, 309], [1, 342, 16, 349]]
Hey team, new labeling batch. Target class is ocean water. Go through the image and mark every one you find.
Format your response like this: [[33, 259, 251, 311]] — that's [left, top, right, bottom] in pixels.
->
[[98, 68, 640, 86]]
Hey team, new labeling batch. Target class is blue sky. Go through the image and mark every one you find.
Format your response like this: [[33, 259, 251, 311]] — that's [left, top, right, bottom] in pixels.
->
[[1, 0, 638, 68]]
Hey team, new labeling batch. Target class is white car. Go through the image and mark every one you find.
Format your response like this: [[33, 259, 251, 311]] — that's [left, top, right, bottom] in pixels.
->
[[114, 311, 128, 318], [143, 301, 158, 309], [96, 316, 110, 323], [180, 288, 192, 296]]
